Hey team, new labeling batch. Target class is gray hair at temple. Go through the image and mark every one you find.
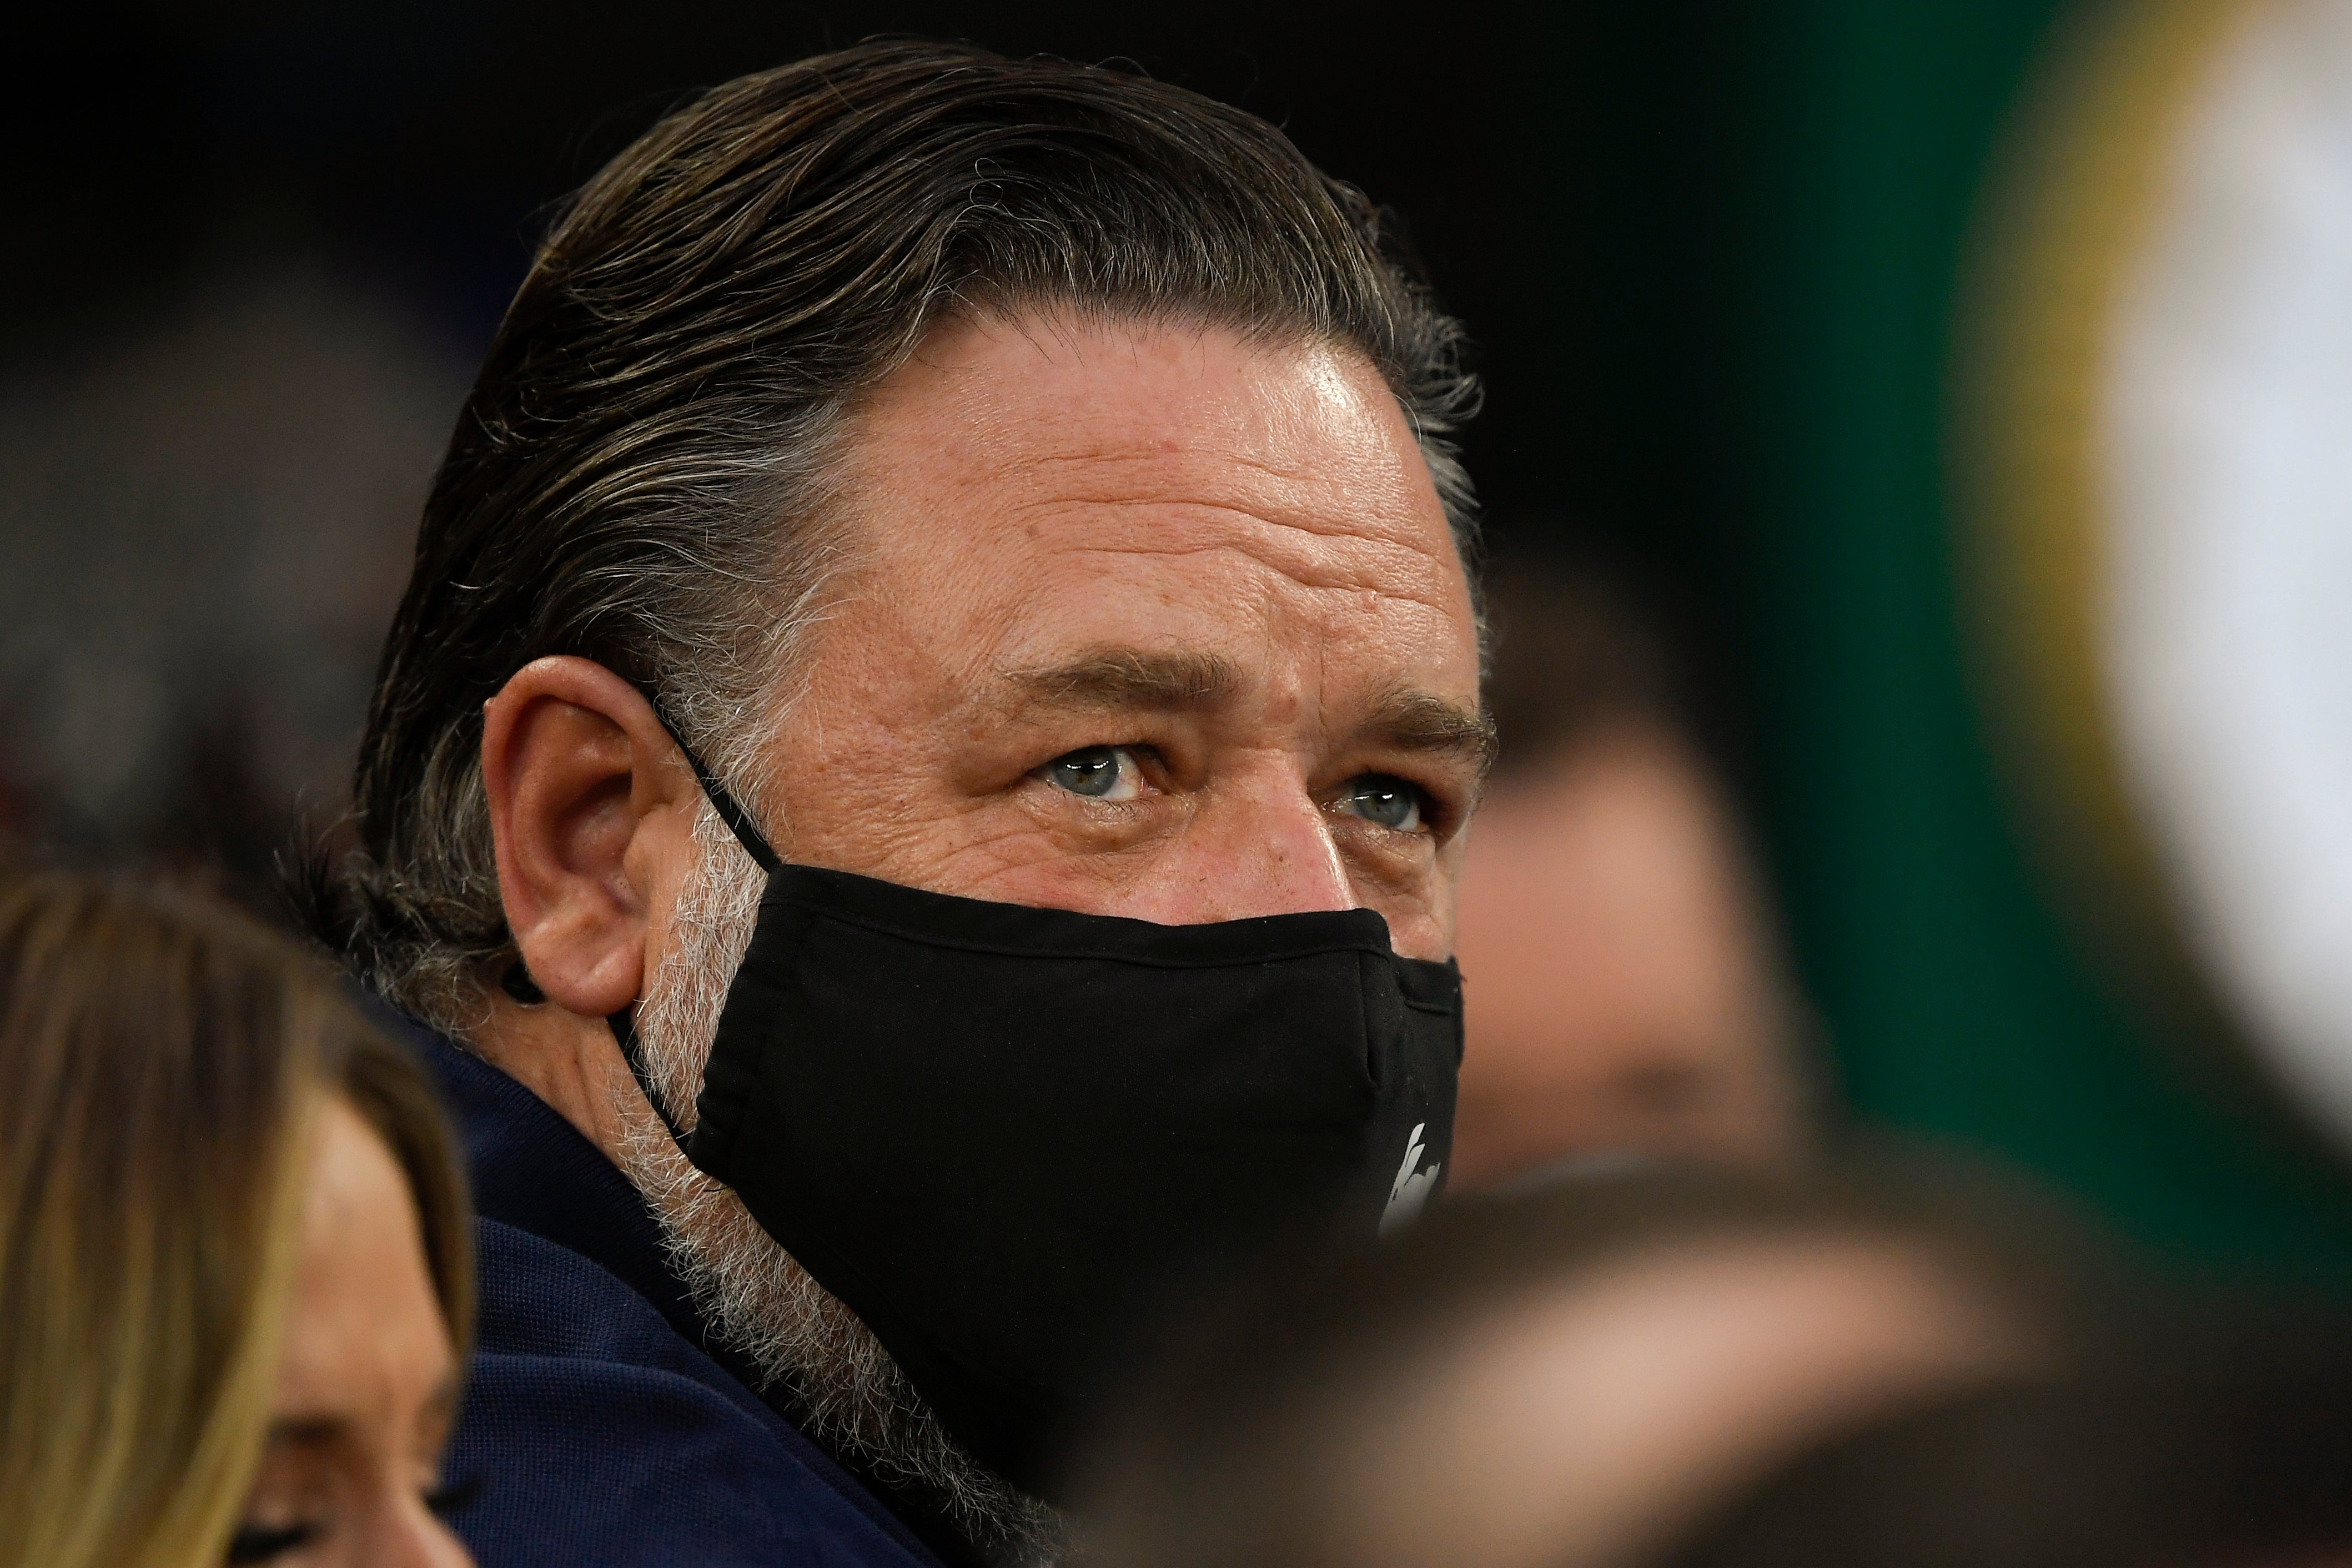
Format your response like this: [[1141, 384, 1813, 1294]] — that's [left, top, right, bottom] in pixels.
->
[[311, 39, 1481, 1034]]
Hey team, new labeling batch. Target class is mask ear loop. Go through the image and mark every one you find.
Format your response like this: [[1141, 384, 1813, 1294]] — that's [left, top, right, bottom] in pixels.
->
[[607, 703, 783, 1152], [655, 715, 782, 875]]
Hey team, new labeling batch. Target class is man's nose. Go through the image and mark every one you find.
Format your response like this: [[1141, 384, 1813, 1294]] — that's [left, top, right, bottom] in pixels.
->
[[1173, 778, 1354, 923]]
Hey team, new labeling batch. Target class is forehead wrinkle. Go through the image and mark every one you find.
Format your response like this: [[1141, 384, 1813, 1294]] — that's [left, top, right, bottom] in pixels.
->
[[947, 410, 1438, 534], [1037, 534, 1468, 622], [998, 499, 1450, 582], [863, 388, 1459, 602], [993, 490, 1466, 590], [1004, 442, 1346, 489]]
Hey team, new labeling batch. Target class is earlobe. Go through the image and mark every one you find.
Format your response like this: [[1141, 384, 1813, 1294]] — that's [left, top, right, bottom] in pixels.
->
[[481, 657, 697, 1019]]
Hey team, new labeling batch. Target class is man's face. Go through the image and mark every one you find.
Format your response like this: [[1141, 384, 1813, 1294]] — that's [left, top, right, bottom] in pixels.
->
[[752, 311, 1484, 961]]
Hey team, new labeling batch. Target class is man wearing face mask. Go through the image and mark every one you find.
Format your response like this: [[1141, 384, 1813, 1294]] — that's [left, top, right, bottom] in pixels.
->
[[316, 39, 1489, 1568]]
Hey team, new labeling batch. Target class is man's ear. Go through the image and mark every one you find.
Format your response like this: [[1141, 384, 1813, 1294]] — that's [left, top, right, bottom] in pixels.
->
[[481, 656, 698, 1020]]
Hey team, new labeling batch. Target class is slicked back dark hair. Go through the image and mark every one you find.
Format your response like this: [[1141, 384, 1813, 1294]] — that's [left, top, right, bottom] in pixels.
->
[[325, 39, 1481, 1034]]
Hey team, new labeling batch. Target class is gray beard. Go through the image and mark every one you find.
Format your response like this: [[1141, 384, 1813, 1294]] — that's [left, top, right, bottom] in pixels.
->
[[611, 809, 1066, 1566]]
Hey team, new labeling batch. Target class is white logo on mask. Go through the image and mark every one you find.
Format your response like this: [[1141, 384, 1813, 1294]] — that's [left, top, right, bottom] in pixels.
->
[[1379, 1121, 1441, 1237]]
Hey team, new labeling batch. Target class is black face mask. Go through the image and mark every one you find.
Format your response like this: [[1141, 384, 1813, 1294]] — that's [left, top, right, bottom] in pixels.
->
[[619, 734, 1462, 1496]]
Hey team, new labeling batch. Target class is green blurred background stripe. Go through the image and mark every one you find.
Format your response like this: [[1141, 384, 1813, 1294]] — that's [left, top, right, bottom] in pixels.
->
[[1718, 0, 2352, 1276]]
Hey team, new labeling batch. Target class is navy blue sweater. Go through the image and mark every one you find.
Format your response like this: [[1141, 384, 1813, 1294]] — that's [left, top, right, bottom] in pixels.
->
[[401, 1018, 948, 1568]]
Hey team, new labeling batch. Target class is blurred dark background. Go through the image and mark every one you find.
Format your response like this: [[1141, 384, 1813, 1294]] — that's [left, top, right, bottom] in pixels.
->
[[8, 2, 2352, 1280]]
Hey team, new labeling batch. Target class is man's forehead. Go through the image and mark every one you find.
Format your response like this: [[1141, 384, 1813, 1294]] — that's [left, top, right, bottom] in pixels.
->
[[967, 560, 1476, 710], [841, 310, 1481, 712], [907, 309, 1375, 424], [861, 312, 1450, 550]]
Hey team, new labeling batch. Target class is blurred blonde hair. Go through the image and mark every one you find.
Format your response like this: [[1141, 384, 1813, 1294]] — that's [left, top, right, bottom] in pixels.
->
[[0, 871, 471, 1568]]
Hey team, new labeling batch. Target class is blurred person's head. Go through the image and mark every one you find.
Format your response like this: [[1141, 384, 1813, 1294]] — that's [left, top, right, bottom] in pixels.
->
[[0, 872, 473, 1568], [1082, 1166, 2083, 1568], [1656, 1362, 2352, 1568], [314, 38, 1482, 1547], [1452, 560, 1812, 1188]]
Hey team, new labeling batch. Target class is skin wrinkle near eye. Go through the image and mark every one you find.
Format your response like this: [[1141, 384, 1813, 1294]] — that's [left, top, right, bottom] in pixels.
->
[[952, 818, 1180, 890]]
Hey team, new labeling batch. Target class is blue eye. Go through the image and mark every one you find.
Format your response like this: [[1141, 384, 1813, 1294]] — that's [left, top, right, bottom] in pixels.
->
[[1339, 775, 1425, 833], [1041, 746, 1143, 801]]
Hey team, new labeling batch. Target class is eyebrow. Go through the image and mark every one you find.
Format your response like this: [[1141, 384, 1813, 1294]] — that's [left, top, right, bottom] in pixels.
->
[[1001, 647, 1495, 775], [263, 1416, 347, 1451], [1003, 649, 1244, 711], [260, 1378, 458, 1454], [1365, 686, 1499, 777]]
